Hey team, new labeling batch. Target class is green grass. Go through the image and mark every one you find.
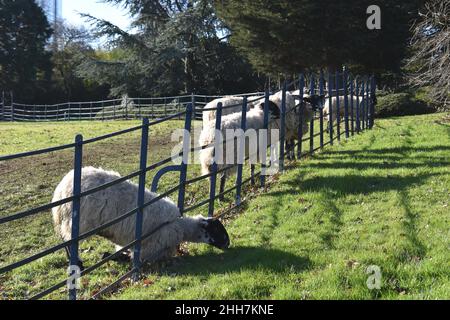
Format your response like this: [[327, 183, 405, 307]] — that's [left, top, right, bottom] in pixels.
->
[[116, 113, 450, 300], [0, 119, 258, 299], [0, 114, 449, 300]]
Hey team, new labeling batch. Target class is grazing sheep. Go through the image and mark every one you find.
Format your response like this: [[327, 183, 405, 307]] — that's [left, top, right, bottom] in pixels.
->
[[199, 91, 317, 199], [52, 167, 230, 268], [323, 95, 369, 131], [286, 91, 325, 159], [202, 96, 264, 129]]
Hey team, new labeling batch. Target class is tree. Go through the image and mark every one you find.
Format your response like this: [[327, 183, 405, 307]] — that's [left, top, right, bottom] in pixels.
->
[[215, 0, 424, 76], [50, 22, 109, 101], [409, 0, 449, 109], [0, 0, 52, 102], [78, 0, 263, 97]]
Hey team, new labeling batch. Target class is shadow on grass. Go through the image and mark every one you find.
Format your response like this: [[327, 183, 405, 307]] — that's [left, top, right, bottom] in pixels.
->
[[319, 145, 450, 159], [285, 172, 441, 196], [395, 190, 427, 262], [159, 247, 311, 276]]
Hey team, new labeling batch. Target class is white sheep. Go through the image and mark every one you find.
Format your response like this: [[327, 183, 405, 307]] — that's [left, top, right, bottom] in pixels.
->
[[198, 91, 315, 199], [323, 95, 367, 131], [52, 167, 230, 268], [202, 96, 264, 129], [287, 90, 325, 159]]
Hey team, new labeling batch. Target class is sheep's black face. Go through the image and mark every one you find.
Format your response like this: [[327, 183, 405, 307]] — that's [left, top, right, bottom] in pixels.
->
[[257, 101, 281, 120], [304, 95, 325, 111], [201, 218, 230, 250]]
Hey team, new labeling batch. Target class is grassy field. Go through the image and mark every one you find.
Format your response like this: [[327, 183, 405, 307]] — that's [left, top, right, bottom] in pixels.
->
[[0, 119, 270, 299], [0, 114, 449, 299]]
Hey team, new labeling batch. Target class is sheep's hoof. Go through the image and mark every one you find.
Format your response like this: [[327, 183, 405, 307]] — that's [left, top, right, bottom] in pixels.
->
[[77, 260, 85, 272], [102, 251, 131, 263]]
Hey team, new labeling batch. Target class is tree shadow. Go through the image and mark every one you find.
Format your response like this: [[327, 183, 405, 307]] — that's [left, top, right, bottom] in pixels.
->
[[156, 247, 311, 276], [395, 190, 427, 262], [283, 172, 441, 196], [320, 145, 450, 159]]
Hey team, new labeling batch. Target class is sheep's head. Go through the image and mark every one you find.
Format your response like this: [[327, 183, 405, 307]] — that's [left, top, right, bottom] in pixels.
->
[[303, 94, 326, 111], [255, 100, 281, 120], [198, 218, 230, 250]]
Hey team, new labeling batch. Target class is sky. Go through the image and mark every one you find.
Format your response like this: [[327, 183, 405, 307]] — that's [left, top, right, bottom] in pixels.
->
[[62, 0, 132, 31]]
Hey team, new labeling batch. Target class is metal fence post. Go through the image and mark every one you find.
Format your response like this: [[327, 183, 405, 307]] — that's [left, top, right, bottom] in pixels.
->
[[366, 80, 371, 129], [1, 91, 4, 121], [125, 96, 129, 120], [10, 91, 14, 122], [309, 75, 315, 154], [280, 82, 287, 172], [138, 98, 142, 119], [69, 134, 83, 300], [350, 78, 354, 136], [133, 118, 149, 279], [319, 70, 325, 149], [208, 102, 222, 218], [344, 68, 349, 139], [191, 94, 196, 120], [261, 90, 270, 187], [178, 104, 193, 214], [236, 97, 248, 205], [356, 80, 361, 133], [328, 71, 334, 145], [370, 76, 376, 129], [361, 81, 366, 131], [297, 74, 305, 158], [335, 71, 341, 142]]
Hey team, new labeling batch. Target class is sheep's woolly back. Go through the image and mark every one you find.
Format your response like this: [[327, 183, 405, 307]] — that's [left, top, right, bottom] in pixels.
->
[[202, 97, 245, 128], [323, 96, 364, 122], [202, 96, 266, 128], [52, 167, 207, 261], [269, 91, 303, 139], [199, 106, 275, 176]]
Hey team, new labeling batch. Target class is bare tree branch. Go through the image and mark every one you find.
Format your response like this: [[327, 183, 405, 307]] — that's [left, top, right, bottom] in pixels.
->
[[408, 0, 450, 110]]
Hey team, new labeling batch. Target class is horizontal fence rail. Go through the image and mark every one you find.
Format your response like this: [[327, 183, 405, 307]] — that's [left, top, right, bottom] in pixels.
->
[[0, 92, 267, 122], [0, 71, 376, 300]]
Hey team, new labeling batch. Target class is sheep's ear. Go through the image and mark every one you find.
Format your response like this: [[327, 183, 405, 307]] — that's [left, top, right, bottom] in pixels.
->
[[203, 218, 230, 250], [268, 101, 281, 119], [305, 95, 325, 109]]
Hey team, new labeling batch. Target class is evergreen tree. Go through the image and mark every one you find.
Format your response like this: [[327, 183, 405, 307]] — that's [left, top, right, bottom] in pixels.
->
[[78, 0, 263, 97], [216, 0, 424, 76], [0, 0, 52, 101]]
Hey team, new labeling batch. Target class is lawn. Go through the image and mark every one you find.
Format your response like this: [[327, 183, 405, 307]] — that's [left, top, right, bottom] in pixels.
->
[[116, 113, 449, 300], [0, 119, 264, 299], [0, 113, 449, 299]]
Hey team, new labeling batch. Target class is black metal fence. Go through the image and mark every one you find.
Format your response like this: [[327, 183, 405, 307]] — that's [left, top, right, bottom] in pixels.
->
[[0, 71, 376, 300], [0, 92, 266, 122]]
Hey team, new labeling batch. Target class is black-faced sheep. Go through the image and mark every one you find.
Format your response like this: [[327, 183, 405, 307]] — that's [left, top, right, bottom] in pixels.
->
[[323, 95, 371, 132], [202, 96, 264, 129], [198, 92, 317, 199], [52, 167, 230, 267]]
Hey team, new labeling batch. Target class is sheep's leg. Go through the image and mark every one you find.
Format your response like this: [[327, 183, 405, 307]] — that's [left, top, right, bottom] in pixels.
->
[[65, 246, 85, 271], [219, 174, 226, 201], [251, 165, 255, 185], [285, 141, 291, 160], [327, 121, 332, 134], [286, 139, 295, 160]]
